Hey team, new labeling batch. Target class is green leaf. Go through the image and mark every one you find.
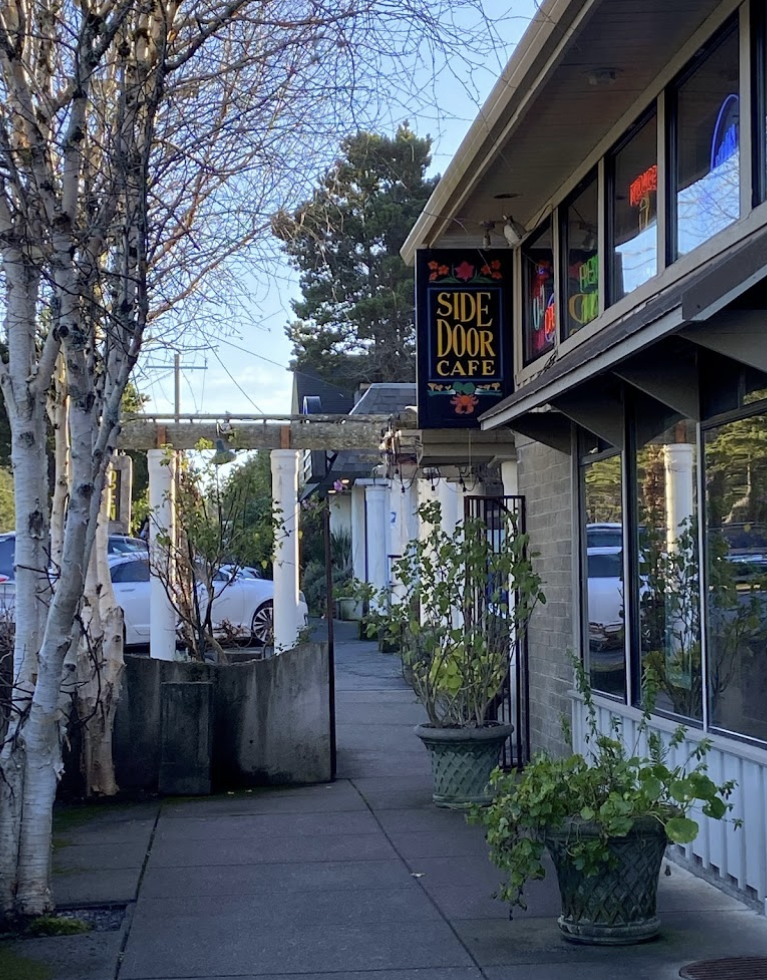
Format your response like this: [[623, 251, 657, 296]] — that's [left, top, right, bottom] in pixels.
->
[[702, 798, 727, 820], [665, 816, 699, 844]]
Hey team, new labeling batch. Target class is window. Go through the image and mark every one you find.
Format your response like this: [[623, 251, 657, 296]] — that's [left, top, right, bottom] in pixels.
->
[[609, 113, 657, 303], [522, 218, 556, 364], [562, 173, 599, 339], [672, 22, 740, 258], [582, 453, 626, 698], [633, 417, 701, 721], [110, 559, 150, 584], [704, 410, 767, 742]]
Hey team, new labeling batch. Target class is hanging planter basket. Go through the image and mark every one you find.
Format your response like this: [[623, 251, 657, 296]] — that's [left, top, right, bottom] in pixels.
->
[[545, 816, 669, 945], [415, 722, 513, 809]]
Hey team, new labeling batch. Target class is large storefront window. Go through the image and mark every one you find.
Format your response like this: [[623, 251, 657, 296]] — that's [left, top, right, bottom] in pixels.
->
[[673, 22, 740, 258], [610, 113, 657, 303], [582, 452, 626, 697], [522, 219, 555, 364], [704, 410, 767, 742], [634, 417, 702, 720], [562, 173, 599, 339]]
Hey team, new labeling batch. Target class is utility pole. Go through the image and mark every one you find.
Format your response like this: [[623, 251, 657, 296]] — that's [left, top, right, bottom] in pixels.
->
[[174, 352, 181, 422], [144, 353, 207, 418]]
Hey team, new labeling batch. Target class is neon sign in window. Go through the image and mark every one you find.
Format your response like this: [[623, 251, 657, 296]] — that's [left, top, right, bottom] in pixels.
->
[[674, 23, 739, 258], [563, 172, 599, 338], [523, 220, 556, 363], [610, 113, 657, 303]]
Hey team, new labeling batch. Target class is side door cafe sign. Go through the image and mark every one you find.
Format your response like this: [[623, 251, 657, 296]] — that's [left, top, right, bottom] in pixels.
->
[[416, 249, 513, 429]]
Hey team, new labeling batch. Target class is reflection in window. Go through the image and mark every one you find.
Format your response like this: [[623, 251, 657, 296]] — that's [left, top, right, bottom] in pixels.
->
[[610, 113, 657, 303], [522, 219, 555, 364], [635, 420, 701, 720], [674, 23, 739, 258], [583, 454, 626, 697], [705, 412, 767, 742], [563, 173, 599, 339]]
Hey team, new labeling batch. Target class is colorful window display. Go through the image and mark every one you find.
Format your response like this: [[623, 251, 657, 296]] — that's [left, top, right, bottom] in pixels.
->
[[562, 173, 599, 339], [522, 219, 556, 364], [609, 113, 658, 303]]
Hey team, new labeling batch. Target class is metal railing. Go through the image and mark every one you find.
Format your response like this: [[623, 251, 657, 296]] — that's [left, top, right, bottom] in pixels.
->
[[464, 494, 530, 770]]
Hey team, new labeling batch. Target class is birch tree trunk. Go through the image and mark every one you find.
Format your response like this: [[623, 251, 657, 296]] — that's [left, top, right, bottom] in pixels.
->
[[77, 473, 124, 797]]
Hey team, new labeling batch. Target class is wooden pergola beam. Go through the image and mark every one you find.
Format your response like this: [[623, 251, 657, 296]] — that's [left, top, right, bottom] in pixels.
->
[[118, 417, 396, 452]]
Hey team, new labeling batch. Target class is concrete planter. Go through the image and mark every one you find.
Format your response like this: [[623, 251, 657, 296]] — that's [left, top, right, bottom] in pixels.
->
[[336, 598, 358, 621], [414, 722, 513, 808], [545, 816, 669, 945], [114, 643, 332, 792]]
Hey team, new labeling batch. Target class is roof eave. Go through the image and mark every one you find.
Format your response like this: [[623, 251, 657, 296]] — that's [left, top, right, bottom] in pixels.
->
[[400, 0, 584, 265]]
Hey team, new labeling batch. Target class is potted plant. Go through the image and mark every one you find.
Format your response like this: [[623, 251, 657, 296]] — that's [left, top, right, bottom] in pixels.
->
[[367, 499, 544, 808], [475, 659, 738, 945]]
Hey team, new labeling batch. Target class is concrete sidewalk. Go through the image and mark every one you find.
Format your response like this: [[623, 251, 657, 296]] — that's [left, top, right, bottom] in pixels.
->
[[4, 624, 767, 980]]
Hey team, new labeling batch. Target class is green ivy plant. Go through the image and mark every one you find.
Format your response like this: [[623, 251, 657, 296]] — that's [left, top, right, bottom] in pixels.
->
[[349, 499, 545, 728], [473, 658, 739, 909]]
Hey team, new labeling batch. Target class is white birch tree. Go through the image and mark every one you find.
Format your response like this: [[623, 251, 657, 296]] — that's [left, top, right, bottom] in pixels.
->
[[0, 0, 512, 924]]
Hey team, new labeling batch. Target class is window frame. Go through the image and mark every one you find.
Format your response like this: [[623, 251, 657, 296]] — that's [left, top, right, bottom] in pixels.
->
[[606, 107, 659, 308], [578, 437, 628, 704], [560, 169, 600, 341], [667, 15, 742, 263], [521, 216, 557, 367]]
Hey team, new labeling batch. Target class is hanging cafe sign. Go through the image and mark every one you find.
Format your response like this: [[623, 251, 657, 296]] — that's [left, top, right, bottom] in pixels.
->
[[415, 249, 513, 429]]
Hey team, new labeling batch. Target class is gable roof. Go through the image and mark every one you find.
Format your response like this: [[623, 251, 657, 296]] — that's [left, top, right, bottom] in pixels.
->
[[291, 369, 354, 416]]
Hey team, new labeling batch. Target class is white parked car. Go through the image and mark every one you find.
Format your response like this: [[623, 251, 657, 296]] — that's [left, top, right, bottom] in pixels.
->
[[586, 546, 625, 643], [109, 555, 308, 648]]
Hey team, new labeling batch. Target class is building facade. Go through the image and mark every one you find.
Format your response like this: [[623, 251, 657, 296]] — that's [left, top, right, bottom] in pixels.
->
[[404, 0, 767, 909]]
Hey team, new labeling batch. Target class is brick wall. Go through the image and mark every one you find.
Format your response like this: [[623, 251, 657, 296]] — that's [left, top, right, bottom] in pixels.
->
[[518, 435, 575, 757]]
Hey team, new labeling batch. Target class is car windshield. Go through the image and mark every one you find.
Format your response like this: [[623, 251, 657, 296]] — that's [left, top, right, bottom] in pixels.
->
[[109, 536, 148, 554], [587, 552, 623, 579]]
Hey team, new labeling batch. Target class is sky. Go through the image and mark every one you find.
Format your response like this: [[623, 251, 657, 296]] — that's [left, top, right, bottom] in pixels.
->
[[135, 3, 540, 421]]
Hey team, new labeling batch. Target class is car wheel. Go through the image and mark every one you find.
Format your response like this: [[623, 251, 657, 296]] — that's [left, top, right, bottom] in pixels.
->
[[251, 600, 274, 647]]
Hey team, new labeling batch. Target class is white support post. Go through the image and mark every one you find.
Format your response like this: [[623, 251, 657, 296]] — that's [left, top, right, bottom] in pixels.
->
[[663, 444, 695, 551], [501, 459, 519, 497], [364, 481, 389, 610], [271, 449, 301, 653], [417, 478, 440, 543], [351, 485, 367, 584], [148, 449, 177, 661], [440, 478, 485, 538]]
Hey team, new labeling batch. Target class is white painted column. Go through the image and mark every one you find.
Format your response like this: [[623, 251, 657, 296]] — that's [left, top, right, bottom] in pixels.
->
[[388, 479, 411, 567], [501, 459, 519, 497], [663, 444, 695, 551], [148, 449, 177, 661], [364, 481, 389, 609], [271, 449, 301, 652], [350, 485, 367, 584], [440, 478, 486, 537], [388, 477, 414, 601], [417, 477, 440, 544]]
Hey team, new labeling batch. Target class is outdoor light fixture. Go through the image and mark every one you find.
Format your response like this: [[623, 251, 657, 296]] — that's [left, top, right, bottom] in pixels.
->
[[503, 215, 526, 247]]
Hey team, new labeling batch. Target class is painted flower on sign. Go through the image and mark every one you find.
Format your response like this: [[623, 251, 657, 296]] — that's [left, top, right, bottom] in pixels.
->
[[451, 393, 480, 414], [454, 261, 475, 282]]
